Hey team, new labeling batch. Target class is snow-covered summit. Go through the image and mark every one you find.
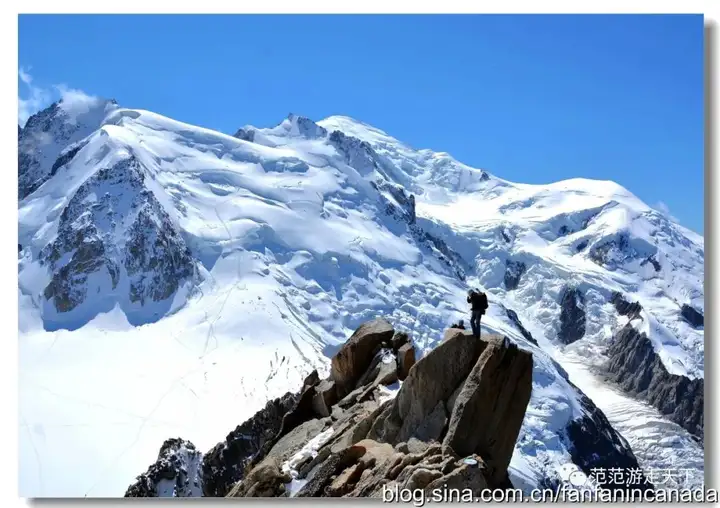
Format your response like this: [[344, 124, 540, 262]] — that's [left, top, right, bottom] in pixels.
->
[[19, 97, 119, 199]]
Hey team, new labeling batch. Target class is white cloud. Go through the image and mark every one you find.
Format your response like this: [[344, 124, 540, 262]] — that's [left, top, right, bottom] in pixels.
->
[[18, 67, 101, 127], [18, 67, 53, 127], [18, 67, 33, 85], [55, 85, 101, 125], [654, 201, 679, 222]]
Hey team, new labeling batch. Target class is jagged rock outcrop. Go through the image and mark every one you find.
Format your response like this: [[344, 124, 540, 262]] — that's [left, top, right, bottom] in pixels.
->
[[681, 304, 704, 328], [558, 287, 586, 344], [504, 307, 537, 345], [504, 260, 526, 291], [329, 130, 381, 176], [604, 323, 704, 441], [18, 99, 117, 199], [201, 391, 299, 497], [128, 319, 539, 498], [374, 180, 417, 225], [228, 326, 533, 498], [564, 390, 653, 491], [611, 291, 642, 320], [40, 156, 197, 315], [233, 127, 255, 142], [288, 114, 328, 139], [49, 141, 88, 178], [409, 225, 467, 281], [125, 438, 203, 497]]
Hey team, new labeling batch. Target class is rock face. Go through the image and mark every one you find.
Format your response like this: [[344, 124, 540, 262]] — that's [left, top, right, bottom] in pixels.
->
[[329, 130, 382, 176], [564, 389, 652, 491], [442, 336, 533, 484], [504, 307, 537, 345], [611, 291, 642, 320], [681, 304, 704, 328], [125, 438, 203, 497], [200, 392, 299, 497], [330, 317, 395, 396], [504, 260, 526, 291], [19, 99, 117, 199], [558, 287, 586, 344], [605, 323, 704, 441], [371, 329, 487, 445], [396, 343, 416, 381], [40, 156, 197, 319], [233, 326, 533, 498]]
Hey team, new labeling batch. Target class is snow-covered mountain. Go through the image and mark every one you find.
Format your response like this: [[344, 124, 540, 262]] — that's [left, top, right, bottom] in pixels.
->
[[18, 100, 704, 497]]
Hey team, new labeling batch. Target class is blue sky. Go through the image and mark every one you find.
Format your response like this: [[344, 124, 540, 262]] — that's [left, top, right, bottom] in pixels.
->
[[18, 14, 705, 233]]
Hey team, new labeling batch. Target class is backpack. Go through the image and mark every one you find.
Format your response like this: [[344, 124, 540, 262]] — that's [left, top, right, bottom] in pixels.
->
[[479, 292, 488, 312]]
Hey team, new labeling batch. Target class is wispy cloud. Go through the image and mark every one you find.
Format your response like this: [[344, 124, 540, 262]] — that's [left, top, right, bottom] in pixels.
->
[[18, 67, 53, 127], [18, 67, 100, 127], [654, 201, 679, 222]]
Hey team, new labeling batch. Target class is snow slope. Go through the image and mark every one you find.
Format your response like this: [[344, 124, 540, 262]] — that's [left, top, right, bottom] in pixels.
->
[[18, 104, 704, 496]]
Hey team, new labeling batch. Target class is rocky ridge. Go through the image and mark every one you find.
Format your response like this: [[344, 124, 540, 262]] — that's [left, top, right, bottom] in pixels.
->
[[126, 316, 649, 498]]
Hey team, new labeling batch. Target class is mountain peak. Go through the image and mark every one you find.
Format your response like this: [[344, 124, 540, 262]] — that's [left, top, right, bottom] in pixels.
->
[[283, 113, 327, 139]]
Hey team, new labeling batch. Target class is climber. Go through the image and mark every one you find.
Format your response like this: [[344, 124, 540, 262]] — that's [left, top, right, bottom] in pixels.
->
[[467, 289, 488, 339]]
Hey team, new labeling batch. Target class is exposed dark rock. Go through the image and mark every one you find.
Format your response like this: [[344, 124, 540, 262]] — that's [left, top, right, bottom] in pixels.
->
[[558, 287, 586, 345], [302, 369, 320, 391], [681, 304, 704, 328], [505, 308, 537, 345], [409, 224, 467, 280], [575, 240, 588, 252], [605, 323, 703, 440], [390, 331, 409, 352], [287, 114, 328, 139], [200, 391, 298, 497], [49, 141, 87, 177], [252, 384, 319, 465], [504, 260, 526, 291], [329, 130, 380, 176], [312, 380, 338, 418], [233, 127, 255, 142], [610, 291, 642, 320], [564, 388, 653, 492], [588, 233, 639, 270], [40, 156, 197, 315], [125, 438, 203, 497], [18, 99, 115, 199], [126, 319, 629, 499], [640, 255, 661, 272], [375, 180, 417, 225]]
